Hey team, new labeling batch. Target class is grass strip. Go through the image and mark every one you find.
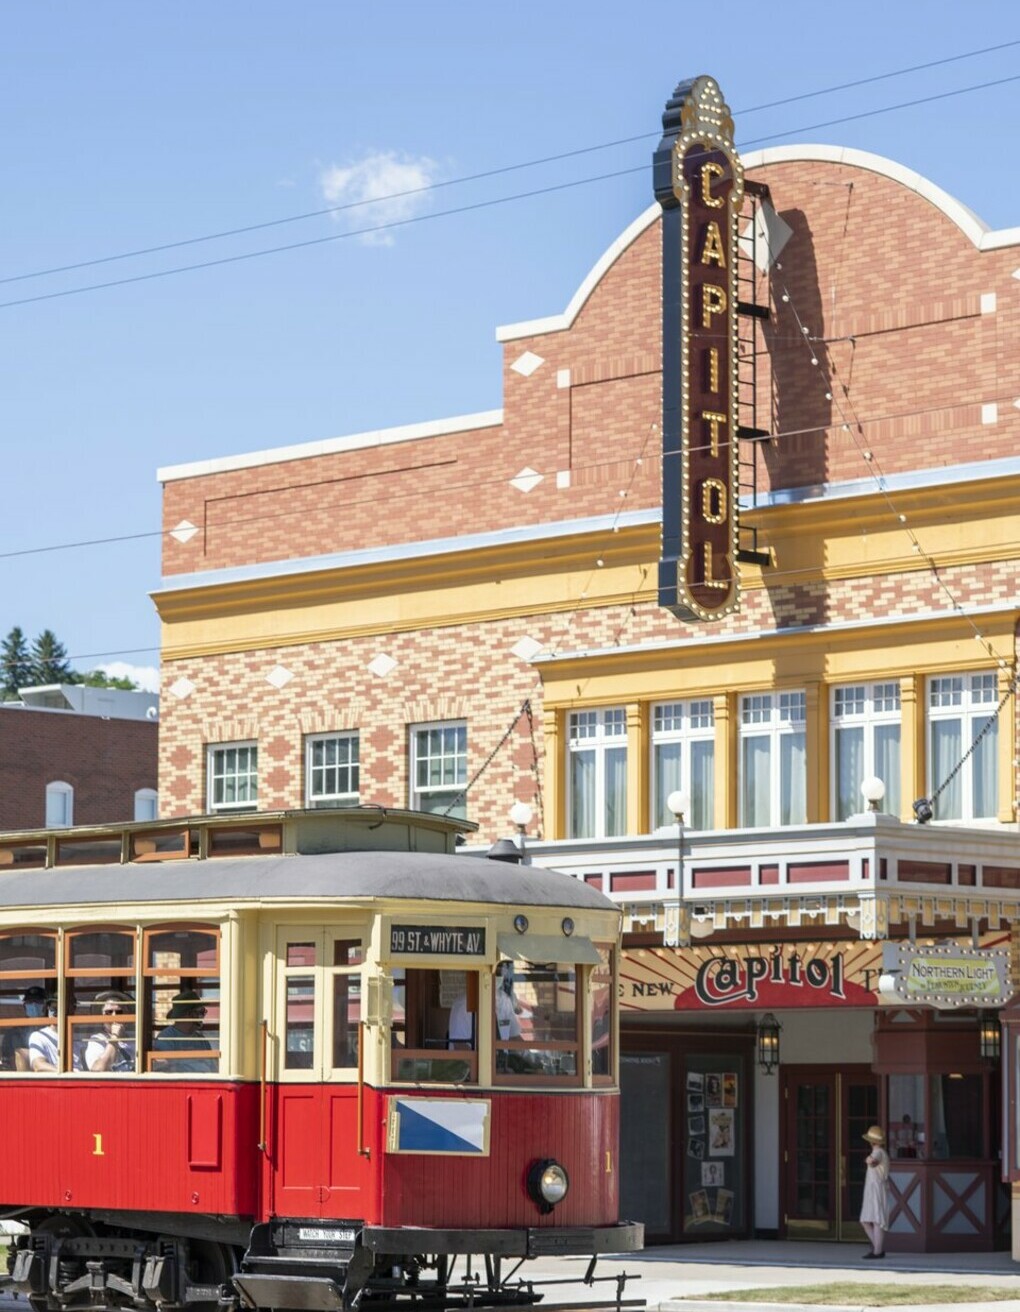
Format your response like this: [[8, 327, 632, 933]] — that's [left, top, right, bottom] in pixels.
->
[[696, 1284, 1020, 1305]]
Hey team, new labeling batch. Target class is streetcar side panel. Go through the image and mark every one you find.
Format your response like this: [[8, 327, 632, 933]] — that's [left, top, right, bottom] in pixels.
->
[[0, 1080, 260, 1218]]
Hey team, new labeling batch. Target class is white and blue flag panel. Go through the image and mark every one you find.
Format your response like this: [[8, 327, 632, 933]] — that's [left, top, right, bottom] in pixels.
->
[[387, 1097, 490, 1156]]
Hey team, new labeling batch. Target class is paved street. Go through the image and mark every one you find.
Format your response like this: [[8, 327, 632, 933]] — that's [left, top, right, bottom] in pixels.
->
[[4, 1241, 1020, 1312]]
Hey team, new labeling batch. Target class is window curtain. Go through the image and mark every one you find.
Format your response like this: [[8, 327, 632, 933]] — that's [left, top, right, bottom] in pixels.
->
[[971, 716, 997, 817], [780, 731, 806, 825], [570, 750, 595, 838], [653, 743, 681, 830], [874, 724, 900, 817], [931, 720, 962, 819], [604, 746, 627, 837], [834, 725, 863, 820], [691, 740, 714, 830], [741, 736, 771, 826]]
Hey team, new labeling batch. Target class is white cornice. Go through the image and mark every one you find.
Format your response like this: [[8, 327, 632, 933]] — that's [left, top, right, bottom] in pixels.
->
[[154, 453, 1020, 596], [157, 409, 504, 484], [495, 144, 1020, 343]]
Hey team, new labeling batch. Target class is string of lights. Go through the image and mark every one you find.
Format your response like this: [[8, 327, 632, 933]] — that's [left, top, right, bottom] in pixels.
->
[[754, 198, 1017, 820]]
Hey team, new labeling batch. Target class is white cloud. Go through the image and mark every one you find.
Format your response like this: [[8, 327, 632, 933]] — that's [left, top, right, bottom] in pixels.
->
[[94, 661, 161, 693], [319, 150, 439, 246]]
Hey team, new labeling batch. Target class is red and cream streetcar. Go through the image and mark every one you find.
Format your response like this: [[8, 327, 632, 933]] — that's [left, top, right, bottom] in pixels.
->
[[0, 807, 641, 1311]]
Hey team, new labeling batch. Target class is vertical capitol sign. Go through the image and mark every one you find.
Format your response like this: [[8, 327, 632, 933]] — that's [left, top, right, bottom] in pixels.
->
[[655, 76, 743, 621]]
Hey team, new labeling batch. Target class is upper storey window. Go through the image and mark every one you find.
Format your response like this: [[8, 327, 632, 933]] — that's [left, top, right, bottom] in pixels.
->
[[651, 700, 714, 830], [306, 732, 360, 808], [832, 683, 901, 820], [410, 722, 467, 820], [568, 708, 626, 839], [928, 673, 998, 820], [739, 692, 806, 828], [208, 742, 258, 813]]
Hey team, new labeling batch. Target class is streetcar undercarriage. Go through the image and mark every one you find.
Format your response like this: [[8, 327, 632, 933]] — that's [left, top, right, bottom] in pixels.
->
[[6, 1214, 644, 1312]]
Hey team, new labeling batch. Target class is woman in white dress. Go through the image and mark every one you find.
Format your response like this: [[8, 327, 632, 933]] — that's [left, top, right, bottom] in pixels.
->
[[860, 1124, 890, 1259]]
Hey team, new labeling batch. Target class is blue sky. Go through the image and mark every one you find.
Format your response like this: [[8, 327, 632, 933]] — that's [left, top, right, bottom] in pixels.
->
[[1, 3, 1017, 691]]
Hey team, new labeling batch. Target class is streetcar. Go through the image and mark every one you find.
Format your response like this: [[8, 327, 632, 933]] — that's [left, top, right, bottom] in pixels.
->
[[0, 807, 642, 1311]]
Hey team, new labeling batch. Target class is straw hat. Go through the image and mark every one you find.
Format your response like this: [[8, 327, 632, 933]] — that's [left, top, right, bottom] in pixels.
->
[[862, 1125, 885, 1145]]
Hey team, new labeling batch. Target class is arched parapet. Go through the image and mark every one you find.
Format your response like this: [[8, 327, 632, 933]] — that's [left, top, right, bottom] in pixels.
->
[[495, 144, 1020, 344]]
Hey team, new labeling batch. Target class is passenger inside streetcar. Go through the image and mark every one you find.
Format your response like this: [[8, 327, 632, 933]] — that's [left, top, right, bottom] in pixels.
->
[[28, 997, 59, 1072], [152, 990, 216, 1072], [83, 990, 136, 1072]]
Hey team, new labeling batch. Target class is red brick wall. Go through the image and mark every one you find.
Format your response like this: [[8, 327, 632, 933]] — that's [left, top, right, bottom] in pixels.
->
[[156, 152, 1020, 839], [161, 155, 1019, 579], [0, 710, 158, 830]]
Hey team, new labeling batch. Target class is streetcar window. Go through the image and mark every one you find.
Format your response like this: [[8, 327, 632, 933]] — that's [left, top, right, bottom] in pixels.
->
[[66, 929, 138, 1073], [390, 968, 477, 1084], [55, 836, 122, 866], [494, 961, 580, 1083], [331, 940, 363, 1070], [285, 976, 315, 1069], [144, 927, 221, 1075], [0, 842, 48, 869], [0, 932, 57, 1073], [591, 944, 614, 1082]]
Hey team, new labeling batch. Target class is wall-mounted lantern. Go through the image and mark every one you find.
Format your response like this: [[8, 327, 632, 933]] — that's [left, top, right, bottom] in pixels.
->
[[979, 1010, 1001, 1062], [757, 1012, 781, 1075]]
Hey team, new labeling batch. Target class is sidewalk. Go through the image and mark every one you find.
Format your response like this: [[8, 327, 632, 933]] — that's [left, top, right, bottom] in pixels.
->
[[523, 1240, 1020, 1312]]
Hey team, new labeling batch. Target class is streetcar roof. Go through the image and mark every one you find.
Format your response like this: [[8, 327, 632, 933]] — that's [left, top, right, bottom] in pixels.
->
[[0, 848, 617, 913]]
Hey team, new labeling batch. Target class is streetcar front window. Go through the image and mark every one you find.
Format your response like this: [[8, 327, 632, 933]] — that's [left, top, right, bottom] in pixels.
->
[[389, 967, 477, 1084], [591, 944, 615, 1082], [494, 961, 579, 1082]]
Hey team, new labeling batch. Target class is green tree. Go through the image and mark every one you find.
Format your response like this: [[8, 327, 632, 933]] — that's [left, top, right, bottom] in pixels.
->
[[30, 629, 74, 685], [81, 668, 138, 691], [0, 626, 32, 698]]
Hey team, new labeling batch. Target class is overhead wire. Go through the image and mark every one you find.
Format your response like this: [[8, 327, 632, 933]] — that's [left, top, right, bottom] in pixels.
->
[[1, 72, 1019, 313], [2, 383, 1017, 568], [3, 38, 1017, 291]]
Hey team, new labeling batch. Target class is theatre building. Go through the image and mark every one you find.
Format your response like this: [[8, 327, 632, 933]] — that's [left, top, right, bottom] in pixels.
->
[[153, 78, 1020, 1253]]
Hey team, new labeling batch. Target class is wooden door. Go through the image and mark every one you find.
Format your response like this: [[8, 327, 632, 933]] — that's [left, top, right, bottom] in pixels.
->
[[783, 1065, 877, 1240], [269, 927, 371, 1220]]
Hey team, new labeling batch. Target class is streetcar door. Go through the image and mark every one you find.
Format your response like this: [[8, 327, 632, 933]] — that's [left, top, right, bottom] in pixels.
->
[[269, 926, 369, 1220]]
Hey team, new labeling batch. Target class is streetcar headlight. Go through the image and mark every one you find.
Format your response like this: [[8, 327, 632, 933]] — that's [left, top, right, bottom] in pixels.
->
[[527, 1158, 569, 1213]]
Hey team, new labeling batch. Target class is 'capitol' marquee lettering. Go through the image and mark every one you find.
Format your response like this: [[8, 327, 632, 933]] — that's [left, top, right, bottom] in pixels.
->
[[655, 76, 743, 621], [695, 952, 846, 1007]]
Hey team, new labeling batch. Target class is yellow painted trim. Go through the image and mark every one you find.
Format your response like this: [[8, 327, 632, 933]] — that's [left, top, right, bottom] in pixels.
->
[[714, 693, 736, 828], [900, 675, 923, 824], [998, 664, 1017, 824], [155, 473, 1020, 661], [626, 703, 648, 836]]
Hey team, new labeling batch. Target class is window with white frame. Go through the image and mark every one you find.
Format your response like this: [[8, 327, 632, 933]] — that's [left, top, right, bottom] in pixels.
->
[[410, 722, 467, 819], [568, 707, 627, 839], [306, 732, 360, 808], [739, 692, 806, 827], [831, 682, 901, 820], [928, 672, 998, 820], [207, 742, 258, 812], [45, 781, 74, 828], [133, 788, 159, 822], [651, 700, 714, 830]]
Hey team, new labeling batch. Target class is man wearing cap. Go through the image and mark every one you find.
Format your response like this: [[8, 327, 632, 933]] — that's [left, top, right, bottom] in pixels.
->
[[860, 1124, 890, 1258], [84, 990, 136, 1072], [1, 986, 48, 1071], [153, 991, 215, 1073]]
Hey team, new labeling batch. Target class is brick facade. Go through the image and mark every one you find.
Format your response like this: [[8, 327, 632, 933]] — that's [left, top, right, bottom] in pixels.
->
[[0, 708, 158, 830], [155, 147, 1020, 842]]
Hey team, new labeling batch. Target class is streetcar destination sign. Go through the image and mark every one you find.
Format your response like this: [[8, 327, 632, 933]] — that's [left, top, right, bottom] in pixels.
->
[[389, 925, 486, 955]]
